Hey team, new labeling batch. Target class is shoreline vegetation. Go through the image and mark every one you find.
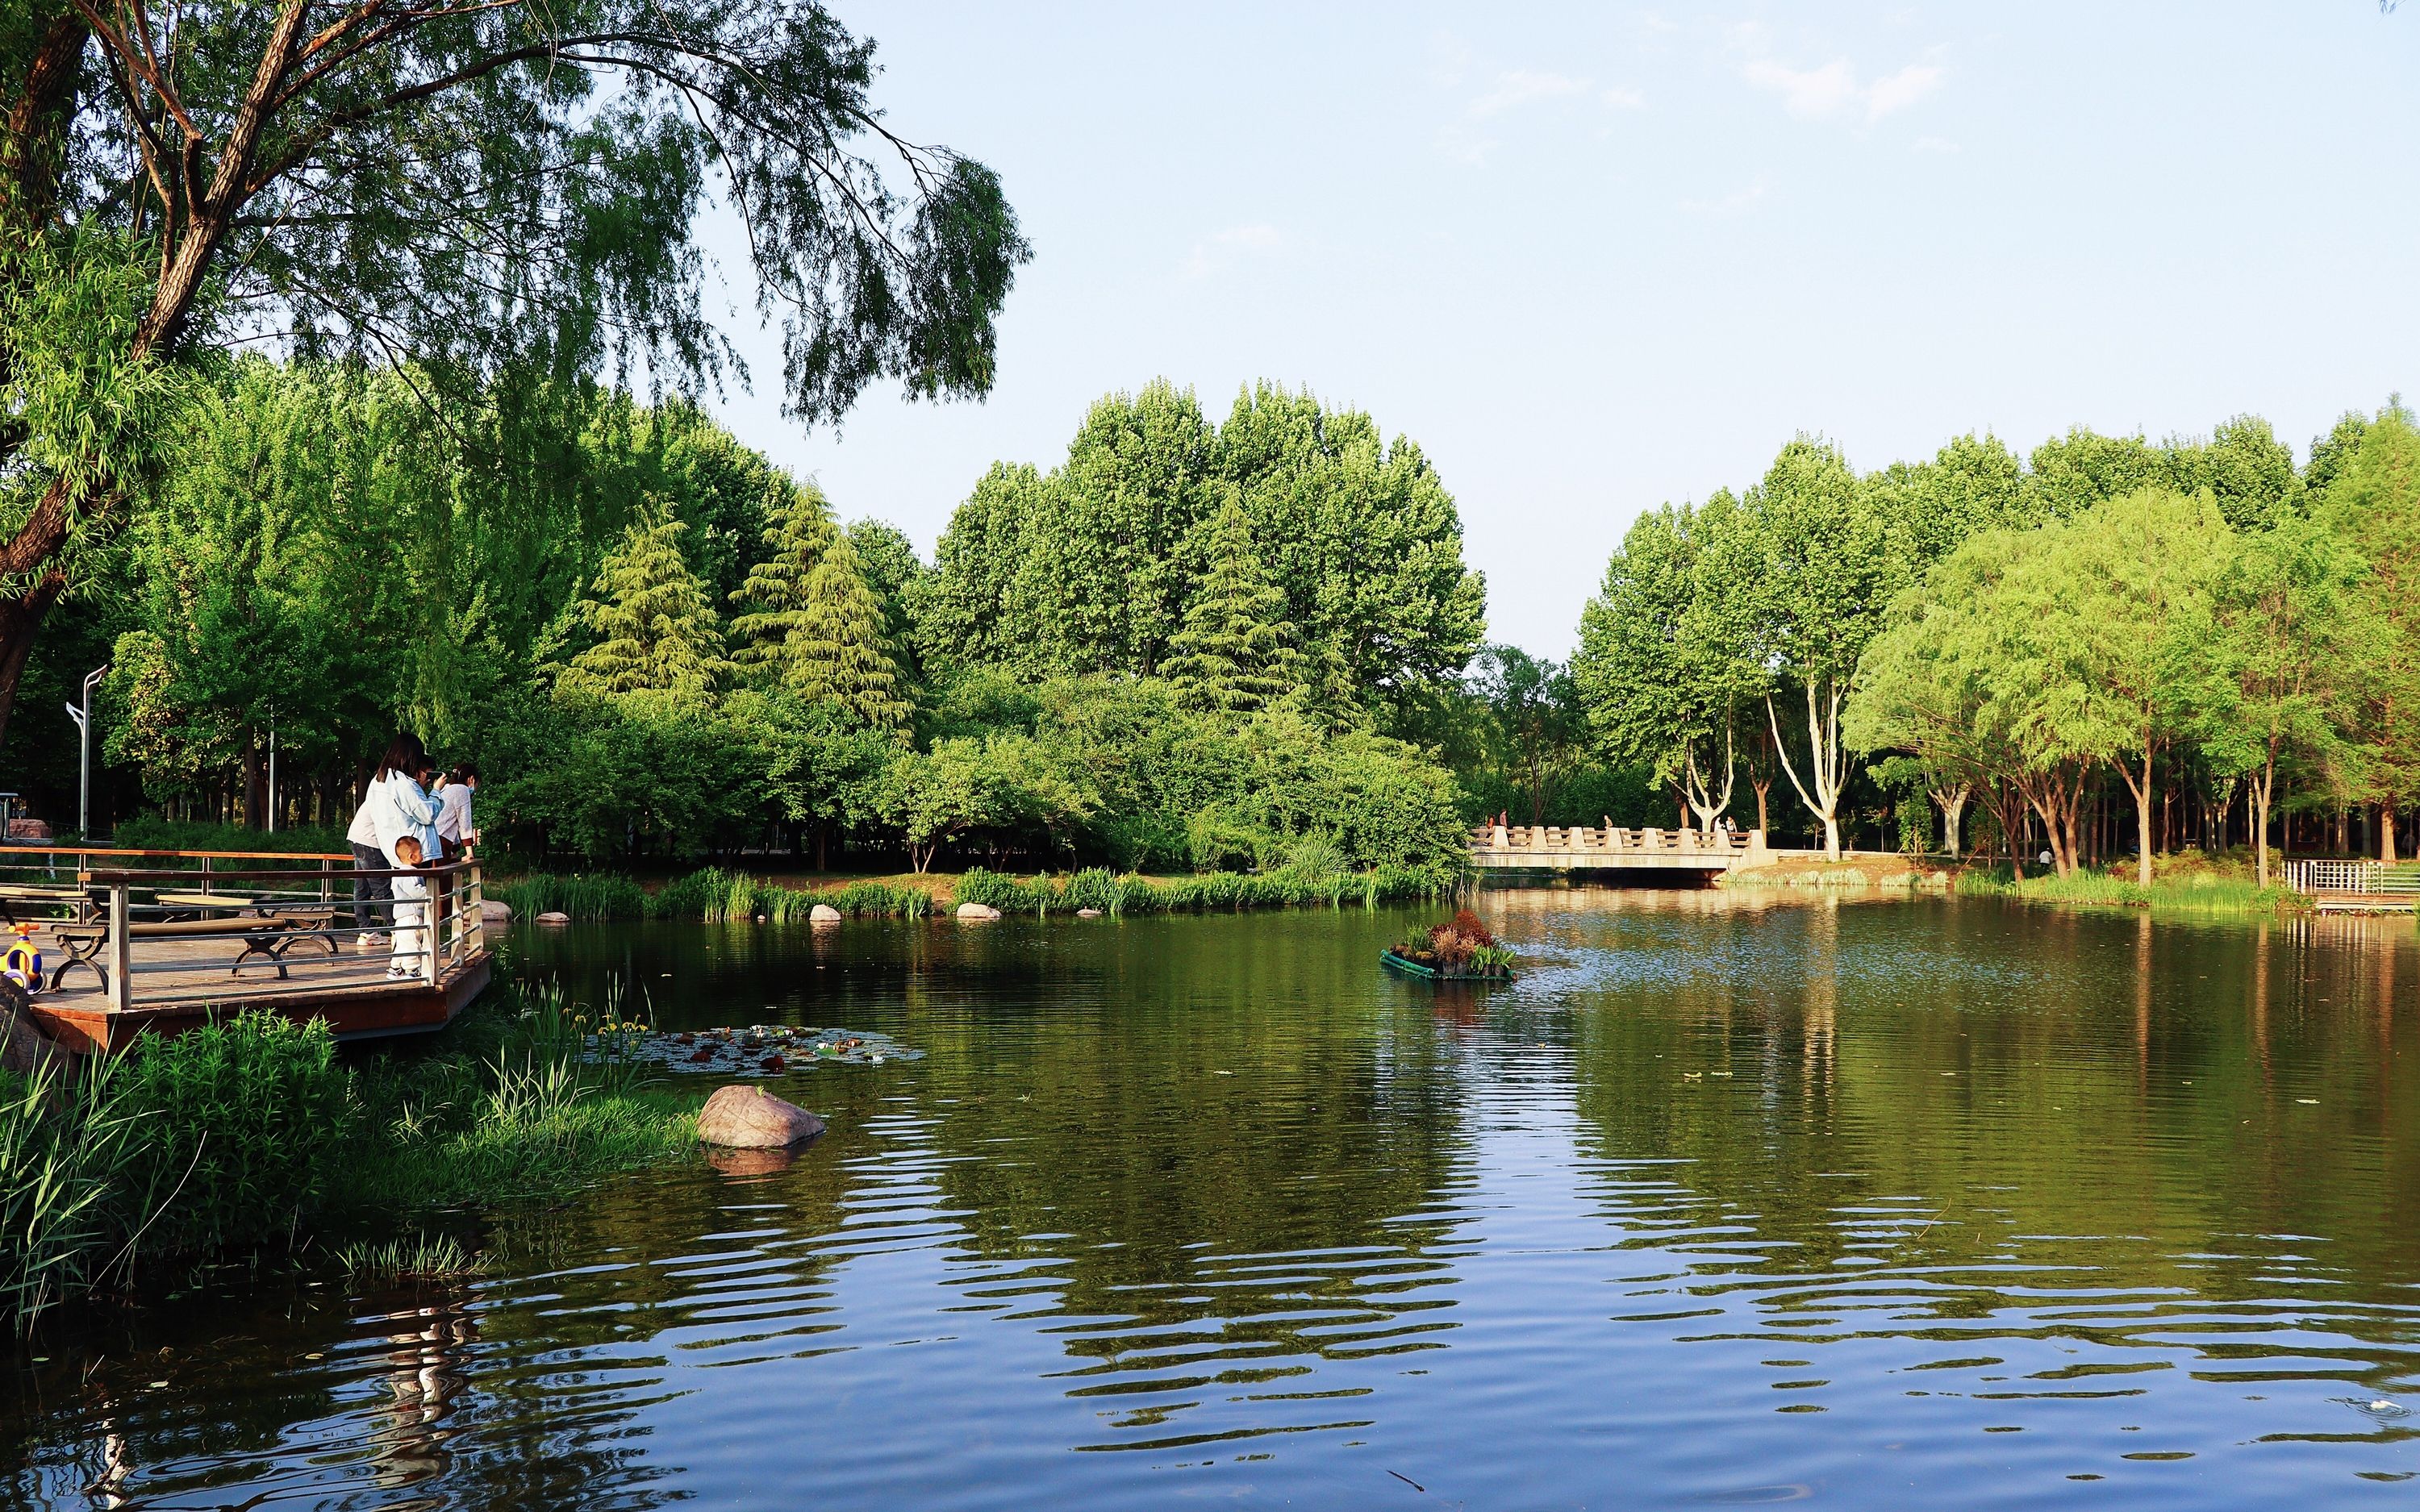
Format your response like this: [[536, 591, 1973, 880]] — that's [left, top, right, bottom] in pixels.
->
[[1, 982, 698, 1329], [492, 861, 1452, 923], [1721, 849, 2312, 917]]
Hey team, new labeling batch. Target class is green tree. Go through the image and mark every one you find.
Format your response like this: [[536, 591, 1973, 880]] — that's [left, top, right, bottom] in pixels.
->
[[0, 0, 1028, 748], [2026, 427, 2166, 518], [2209, 513, 2370, 883], [1469, 645, 1584, 826], [2316, 402, 2420, 858], [557, 514, 731, 703], [846, 519, 929, 675], [728, 483, 840, 679], [1571, 494, 1761, 834], [1847, 531, 2035, 869], [1163, 494, 1302, 716], [2001, 489, 2232, 883], [785, 531, 914, 729], [1748, 439, 1895, 859]]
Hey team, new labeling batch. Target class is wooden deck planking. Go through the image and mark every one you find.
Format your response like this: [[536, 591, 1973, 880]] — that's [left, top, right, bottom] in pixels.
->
[[23, 928, 492, 1052]]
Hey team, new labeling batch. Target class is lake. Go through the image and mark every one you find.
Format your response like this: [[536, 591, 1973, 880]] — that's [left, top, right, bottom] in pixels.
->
[[6, 889, 2418, 1508]]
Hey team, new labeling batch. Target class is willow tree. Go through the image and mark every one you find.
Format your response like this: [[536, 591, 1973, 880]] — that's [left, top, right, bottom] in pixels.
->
[[0, 0, 1028, 747]]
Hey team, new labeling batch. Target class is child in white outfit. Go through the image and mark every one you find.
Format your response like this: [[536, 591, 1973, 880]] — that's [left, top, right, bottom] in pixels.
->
[[390, 834, 430, 981]]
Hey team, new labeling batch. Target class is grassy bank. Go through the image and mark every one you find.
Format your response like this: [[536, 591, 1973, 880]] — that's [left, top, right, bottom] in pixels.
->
[[1954, 852, 2305, 916], [0, 981, 699, 1327], [490, 862, 1451, 923]]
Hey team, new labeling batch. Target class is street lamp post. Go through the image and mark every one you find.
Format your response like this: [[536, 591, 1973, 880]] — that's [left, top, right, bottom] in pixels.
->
[[61, 664, 106, 839]]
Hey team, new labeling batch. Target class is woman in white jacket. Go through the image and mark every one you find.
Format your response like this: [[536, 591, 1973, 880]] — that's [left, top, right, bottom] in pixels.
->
[[348, 734, 441, 949]]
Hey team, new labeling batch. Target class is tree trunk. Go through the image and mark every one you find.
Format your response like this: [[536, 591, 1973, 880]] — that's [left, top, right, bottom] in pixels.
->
[[0, 570, 65, 755], [1934, 786, 1968, 859], [2382, 803, 2399, 864], [1752, 777, 1771, 834], [242, 733, 268, 831], [2252, 758, 2276, 888]]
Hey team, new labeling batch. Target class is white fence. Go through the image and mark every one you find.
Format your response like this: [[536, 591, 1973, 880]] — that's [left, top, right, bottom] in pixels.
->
[[2278, 859, 2420, 895]]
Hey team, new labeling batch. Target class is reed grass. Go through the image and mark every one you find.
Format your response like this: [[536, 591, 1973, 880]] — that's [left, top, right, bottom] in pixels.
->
[[490, 860, 1446, 927], [1955, 864, 2301, 915]]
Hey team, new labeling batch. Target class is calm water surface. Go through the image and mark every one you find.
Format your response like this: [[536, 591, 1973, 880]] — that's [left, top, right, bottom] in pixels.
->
[[6, 890, 2419, 1509]]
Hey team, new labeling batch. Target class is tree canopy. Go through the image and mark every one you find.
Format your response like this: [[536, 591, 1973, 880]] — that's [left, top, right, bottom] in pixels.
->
[[0, 0, 1028, 744]]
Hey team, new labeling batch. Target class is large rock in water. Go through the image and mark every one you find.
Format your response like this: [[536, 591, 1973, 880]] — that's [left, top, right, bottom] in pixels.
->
[[697, 1085, 825, 1148], [480, 899, 513, 926], [535, 910, 570, 926], [955, 902, 1002, 921], [809, 903, 843, 925]]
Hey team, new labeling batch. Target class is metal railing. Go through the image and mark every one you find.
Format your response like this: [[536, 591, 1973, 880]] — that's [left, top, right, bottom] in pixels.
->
[[0, 846, 486, 1012], [2280, 859, 2420, 896]]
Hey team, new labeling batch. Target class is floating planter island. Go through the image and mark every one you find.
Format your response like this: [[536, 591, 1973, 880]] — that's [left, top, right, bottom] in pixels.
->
[[1383, 909, 1516, 981]]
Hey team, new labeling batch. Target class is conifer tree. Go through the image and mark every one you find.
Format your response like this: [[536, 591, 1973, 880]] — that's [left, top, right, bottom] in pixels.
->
[[729, 483, 842, 671], [1165, 493, 1303, 715], [789, 532, 916, 728], [557, 515, 731, 702]]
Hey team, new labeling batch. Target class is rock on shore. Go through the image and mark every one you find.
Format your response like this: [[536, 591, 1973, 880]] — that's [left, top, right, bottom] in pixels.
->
[[697, 1085, 826, 1148], [809, 903, 843, 925], [956, 902, 1002, 921]]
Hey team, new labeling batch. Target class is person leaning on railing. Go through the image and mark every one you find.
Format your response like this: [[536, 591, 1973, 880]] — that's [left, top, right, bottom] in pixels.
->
[[347, 734, 443, 952]]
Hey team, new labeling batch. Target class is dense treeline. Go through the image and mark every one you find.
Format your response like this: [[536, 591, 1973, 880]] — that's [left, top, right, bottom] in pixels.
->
[[19, 362, 1482, 877], [1571, 410, 2417, 881]]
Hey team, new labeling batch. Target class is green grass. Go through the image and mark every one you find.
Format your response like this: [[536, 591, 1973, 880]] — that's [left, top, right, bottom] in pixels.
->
[[1955, 861, 2302, 915], [0, 981, 704, 1328]]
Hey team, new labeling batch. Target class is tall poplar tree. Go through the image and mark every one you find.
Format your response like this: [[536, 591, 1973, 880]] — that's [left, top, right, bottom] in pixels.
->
[[1164, 494, 1301, 716], [557, 515, 729, 702]]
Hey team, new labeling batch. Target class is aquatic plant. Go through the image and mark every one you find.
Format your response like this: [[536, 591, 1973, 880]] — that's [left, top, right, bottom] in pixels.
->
[[336, 1232, 482, 1281]]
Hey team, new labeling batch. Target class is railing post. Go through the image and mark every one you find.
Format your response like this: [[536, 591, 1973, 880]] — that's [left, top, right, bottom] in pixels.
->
[[106, 881, 130, 1013], [200, 854, 212, 896], [467, 860, 486, 959]]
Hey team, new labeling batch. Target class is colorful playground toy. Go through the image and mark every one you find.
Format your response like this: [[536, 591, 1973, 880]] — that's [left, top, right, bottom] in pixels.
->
[[3, 923, 44, 993]]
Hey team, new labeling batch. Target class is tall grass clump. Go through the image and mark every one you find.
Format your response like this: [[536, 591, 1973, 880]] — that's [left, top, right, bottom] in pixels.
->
[[0, 1056, 146, 1323], [115, 1014, 351, 1263], [490, 872, 652, 922]]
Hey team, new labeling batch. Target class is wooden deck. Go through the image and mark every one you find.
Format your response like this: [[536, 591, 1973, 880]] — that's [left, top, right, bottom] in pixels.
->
[[0, 844, 494, 1054]]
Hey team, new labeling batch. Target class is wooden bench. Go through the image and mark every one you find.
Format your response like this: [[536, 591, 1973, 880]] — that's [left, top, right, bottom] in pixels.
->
[[50, 898, 346, 991]]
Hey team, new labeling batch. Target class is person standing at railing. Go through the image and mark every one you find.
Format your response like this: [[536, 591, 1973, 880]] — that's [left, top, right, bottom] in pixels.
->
[[433, 764, 478, 860], [348, 734, 441, 951]]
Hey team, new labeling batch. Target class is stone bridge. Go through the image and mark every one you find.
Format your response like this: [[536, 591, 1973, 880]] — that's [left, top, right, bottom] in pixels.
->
[[1467, 823, 1800, 875]]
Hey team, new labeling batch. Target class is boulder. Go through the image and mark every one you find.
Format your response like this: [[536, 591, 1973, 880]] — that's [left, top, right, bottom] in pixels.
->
[[535, 910, 570, 927], [0, 979, 65, 1078], [480, 899, 514, 926], [1075, 908, 1104, 918], [955, 902, 1002, 921], [6, 818, 50, 841], [809, 903, 843, 925], [697, 1085, 825, 1148]]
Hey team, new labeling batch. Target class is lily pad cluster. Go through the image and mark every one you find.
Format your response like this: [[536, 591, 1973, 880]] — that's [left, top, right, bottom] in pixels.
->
[[582, 1023, 924, 1077]]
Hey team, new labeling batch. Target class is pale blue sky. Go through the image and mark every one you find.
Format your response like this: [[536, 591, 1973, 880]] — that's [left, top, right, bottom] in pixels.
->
[[699, 2, 2420, 656]]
